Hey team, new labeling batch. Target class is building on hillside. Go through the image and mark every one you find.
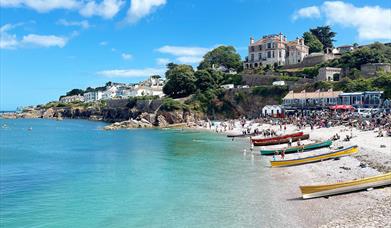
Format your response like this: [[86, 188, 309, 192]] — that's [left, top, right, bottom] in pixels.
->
[[102, 86, 118, 100], [212, 64, 237, 74], [59, 95, 84, 103], [262, 105, 284, 117], [244, 33, 309, 69], [336, 45, 356, 54], [338, 91, 384, 108], [84, 91, 103, 103], [316, 67, 342, 82], [282, 89, 342, 109], [221, 84, 234, 90], [272, 81, 285, 86], [360, 63, 391, 77]]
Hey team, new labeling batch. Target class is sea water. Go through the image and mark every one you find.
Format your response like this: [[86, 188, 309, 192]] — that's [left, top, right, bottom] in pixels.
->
[[0, 119, 297, 227]]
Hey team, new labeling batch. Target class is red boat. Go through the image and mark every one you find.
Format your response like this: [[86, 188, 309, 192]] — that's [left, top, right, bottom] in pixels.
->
[[251, 132, 304, 143], [252, 134, 309, 146]]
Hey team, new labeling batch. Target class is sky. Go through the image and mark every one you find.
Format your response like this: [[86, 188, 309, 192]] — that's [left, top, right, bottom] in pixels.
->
[[1, 0, 391, 110]]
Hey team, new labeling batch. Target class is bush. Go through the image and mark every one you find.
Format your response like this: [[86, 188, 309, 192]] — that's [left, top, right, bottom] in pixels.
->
[[251, 85, 289, 97], [160, 98, 185, 111]]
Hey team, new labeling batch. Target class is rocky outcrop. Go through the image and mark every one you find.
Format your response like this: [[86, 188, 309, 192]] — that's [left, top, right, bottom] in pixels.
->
[[1, 98, 205, 130]]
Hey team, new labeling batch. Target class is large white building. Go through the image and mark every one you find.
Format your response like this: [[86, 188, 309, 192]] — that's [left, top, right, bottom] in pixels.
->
[[83, 91, 103, 103], [244, 33, 309, 69], [102, 86, 118, 100]]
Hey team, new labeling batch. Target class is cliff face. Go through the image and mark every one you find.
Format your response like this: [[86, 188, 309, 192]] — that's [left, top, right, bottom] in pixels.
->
[[2, 89, 282, 125], [5, 99, 205, 128]]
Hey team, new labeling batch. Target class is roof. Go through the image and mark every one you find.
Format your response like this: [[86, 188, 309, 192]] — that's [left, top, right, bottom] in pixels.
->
[[283, 90, 342, 100]]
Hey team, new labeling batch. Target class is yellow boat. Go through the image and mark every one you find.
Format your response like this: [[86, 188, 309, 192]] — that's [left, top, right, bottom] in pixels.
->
[[270, 145, 358, 167], [300, 172, 391, 199]]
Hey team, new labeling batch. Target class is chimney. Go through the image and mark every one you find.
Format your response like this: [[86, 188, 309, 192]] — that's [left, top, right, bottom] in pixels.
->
[[250, 37, 254, 45]]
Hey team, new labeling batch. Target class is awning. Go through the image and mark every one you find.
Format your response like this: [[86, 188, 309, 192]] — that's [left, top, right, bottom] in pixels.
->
[[329, 105, 355, 110]]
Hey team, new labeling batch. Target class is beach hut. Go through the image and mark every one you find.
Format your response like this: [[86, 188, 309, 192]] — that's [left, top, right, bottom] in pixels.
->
[[262, 105, 284, 117]]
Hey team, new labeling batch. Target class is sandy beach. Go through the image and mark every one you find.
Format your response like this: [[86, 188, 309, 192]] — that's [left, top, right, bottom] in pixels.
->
[[204, 121, 391, 227]]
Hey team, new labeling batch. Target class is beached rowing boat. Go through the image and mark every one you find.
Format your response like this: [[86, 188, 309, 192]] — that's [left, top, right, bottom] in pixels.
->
[[270, 145, 358, 167], [300, 172, 391, 199], [251, 132, 303, 143], [253, 134, 309, 146], [227, 132, 259, 138], [260, 140, 332, 155]]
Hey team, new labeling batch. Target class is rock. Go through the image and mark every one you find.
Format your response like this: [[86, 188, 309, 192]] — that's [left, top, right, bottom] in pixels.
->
[[359, 163, 367, 168], [157, 115, 169, 128], [42, 108, 55, 118]]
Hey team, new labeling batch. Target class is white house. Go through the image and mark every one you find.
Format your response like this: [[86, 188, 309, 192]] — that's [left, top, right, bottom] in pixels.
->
[[83, 91, 103, 103], [221, 84, 234, 90], [262, 105, 283, 117], [102, 86, 118, 100], [60, 95, 84, 103], [272, 81, 286, 86]]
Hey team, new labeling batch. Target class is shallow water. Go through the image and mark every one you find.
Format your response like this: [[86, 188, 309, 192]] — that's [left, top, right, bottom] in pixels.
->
[[0, 119, 299, 227]]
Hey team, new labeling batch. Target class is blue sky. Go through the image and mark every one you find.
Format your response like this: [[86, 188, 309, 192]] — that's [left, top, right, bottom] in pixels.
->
[[1, 0, 390, 110]]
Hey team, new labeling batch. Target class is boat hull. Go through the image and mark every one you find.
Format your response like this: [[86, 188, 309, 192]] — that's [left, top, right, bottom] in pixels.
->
[[270, 145, 358, 167], [260, 140, 332, 155], [253, 134, 309, 146], [300, 172, 391, 199], [251, 132, 303, 143]]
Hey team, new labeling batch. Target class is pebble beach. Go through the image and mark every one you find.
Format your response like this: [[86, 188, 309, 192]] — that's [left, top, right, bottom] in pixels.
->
[[201, 121, 391, 227]]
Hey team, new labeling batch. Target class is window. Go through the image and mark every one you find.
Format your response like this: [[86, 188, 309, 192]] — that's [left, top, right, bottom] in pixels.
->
[[272, 51, 275, 58], [258, 45, 262, 51], [258, 53, 262, 60], [279, 51, 282, 58], [267, 51, 271, 58], [251, 54, 254, 61], [267, 43, 272, 49], [250, 46, 255, 52]]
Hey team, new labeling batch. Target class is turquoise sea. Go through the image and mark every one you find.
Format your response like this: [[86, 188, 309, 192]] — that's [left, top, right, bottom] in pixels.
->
[[0, 119, 297, 227]]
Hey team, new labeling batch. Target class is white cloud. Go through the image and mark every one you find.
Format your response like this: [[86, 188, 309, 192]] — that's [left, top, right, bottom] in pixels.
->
[[156, 58, 170, 65], [0, 0, 80, 12], [156, 45, 211, 65], [157, 45, 209, 56], [21, 34, 68, 48], [1, 0, 124, 19], [293, 1, 391, 40], [80, 0, 125, 19], [126, 0, 166, 23], [57, 19, 90, 29], [292, 6, 320, 20], [1, 23, 70, 49], [322, 1, 391, 40], [121, 53, 132, 60], [98, 68, 165, 78], [0, 24, 18, 49], [100, 41, 108, 46], [176, 56, 203, 64]]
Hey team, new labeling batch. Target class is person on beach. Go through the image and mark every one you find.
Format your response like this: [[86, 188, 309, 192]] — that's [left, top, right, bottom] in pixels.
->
[[281, 149, 285, 159], [288, 137, 292, 147]]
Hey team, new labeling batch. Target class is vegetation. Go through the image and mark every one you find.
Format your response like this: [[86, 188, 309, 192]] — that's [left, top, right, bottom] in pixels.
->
[[252, 85, 289, 98], [303, 32, 323, 53], [160, 98, 188, 111], [312, 72, 391, 99], [163, 64, 197, 98], [309, 26, 336, 49], [198, 46, 242, 72]]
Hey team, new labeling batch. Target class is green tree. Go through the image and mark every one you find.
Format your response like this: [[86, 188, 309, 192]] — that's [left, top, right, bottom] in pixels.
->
[[163, 64, 196, 98], [303, 32, 324, 53], [66, 89, 84, 96], [198, 46, 242, 71], [195, 70, 216, 91], [310, 26, 336, 49]]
